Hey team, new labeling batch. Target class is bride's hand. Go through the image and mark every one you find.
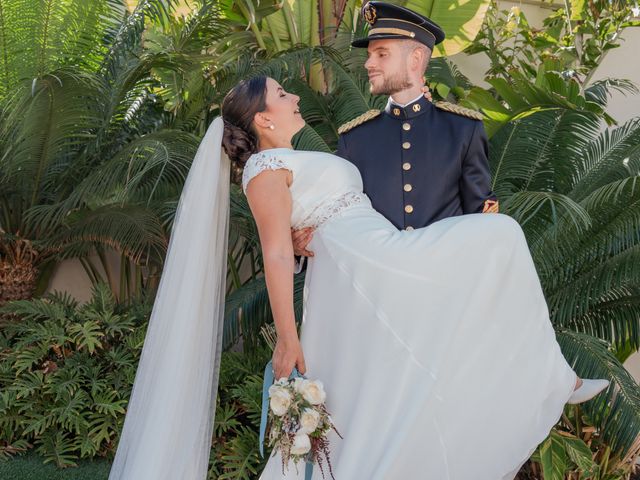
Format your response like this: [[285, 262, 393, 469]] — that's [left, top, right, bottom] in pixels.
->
[[292, 227, 315, 257], [273, 334, 307, 380], [422, 84, 433, 102]]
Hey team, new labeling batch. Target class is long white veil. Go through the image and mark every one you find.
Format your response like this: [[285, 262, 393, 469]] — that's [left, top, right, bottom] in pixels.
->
[[109, 117, 230, 480]]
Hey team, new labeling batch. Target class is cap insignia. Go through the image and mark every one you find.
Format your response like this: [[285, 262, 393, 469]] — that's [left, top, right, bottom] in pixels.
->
[[363, 4, 377, 25]]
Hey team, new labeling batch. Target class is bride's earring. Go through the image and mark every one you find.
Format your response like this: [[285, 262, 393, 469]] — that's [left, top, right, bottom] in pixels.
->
[[269, 125, 275, 130]]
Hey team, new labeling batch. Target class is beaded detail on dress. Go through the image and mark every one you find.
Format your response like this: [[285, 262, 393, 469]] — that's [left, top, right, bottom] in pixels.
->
[[293, 191, 367, 230], [242, 152, 290, 193]]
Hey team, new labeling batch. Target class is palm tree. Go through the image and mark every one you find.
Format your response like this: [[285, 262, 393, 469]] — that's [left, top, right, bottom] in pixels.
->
[[211, 0, 493, 93], [489, 106, 640, 459], [0, 0, 224, 303]]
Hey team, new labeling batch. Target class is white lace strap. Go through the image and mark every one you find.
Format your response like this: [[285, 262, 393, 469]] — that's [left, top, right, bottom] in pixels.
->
[[242, 152, 291, 193]]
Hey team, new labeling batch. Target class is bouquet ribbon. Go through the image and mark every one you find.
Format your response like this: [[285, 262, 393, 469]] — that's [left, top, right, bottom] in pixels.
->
[[260, 360, 314, 480]]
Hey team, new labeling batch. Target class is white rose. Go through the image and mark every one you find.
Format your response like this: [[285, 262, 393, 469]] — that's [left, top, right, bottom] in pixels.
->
[[299, 408, 321, 434], [290, 432, 311, 455], [269, 386, 292, 416], [301, 379, 326, 405], [293, 377, 305, 394]]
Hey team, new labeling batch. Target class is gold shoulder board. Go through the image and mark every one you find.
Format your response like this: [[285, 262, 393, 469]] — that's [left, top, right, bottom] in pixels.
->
[[434, 101, 484, 121], [338, 109, 382, 134]]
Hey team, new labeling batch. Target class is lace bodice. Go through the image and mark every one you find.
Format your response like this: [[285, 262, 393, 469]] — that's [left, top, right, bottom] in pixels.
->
[[242, 148, 369, 230]]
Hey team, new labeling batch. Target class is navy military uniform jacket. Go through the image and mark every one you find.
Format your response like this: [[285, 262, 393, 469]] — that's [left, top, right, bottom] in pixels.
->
[[336, 95, 498, 231]]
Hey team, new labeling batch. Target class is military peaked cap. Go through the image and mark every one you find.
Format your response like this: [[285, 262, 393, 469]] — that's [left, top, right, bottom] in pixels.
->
[[352, 1, 445, 50]]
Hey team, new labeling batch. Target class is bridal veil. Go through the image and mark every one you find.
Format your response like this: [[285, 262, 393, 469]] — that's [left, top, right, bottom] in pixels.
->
[[108, 117, 230, 480]]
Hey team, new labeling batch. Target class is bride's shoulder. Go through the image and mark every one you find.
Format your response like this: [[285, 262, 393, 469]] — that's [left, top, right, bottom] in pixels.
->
[[242, 149, 293, 193]]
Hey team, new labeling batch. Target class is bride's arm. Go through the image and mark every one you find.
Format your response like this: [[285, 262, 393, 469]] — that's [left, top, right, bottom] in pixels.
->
[[245, 169, 307, 379]]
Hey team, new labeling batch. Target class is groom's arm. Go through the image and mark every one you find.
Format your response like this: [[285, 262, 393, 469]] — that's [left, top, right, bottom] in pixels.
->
[[459, 121, 499, 214], [336, 135, 349, 159]]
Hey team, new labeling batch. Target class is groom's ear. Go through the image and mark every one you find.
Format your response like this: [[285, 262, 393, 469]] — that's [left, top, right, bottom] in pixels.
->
[[408, 49, 420, 73], [411, 44, 430, 75]]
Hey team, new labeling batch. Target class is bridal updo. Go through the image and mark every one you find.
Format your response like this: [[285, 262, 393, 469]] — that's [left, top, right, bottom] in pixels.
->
[[221, 76, 268, 166]]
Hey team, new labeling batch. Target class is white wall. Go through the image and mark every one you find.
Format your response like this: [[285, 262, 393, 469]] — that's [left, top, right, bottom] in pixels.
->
[[46, 250, 122, 304], [590, 27, 640, 124]]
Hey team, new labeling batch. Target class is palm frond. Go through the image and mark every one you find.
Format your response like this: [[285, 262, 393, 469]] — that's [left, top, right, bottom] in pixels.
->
[[99, 0, 180, 82], [46, 204, 168, 265], [569, 117, 640, 202], [585, 78, 639, 109], [223, 273, 306, 351], [503, 191, 591, 233], [557, 330, 640, 454], [0, 0, 131, 98], [293, 125, 332, 153], [489, 110, 602, 199], [425, 57, 474, 99]]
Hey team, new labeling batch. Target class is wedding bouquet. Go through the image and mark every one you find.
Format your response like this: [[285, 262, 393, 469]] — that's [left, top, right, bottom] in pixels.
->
[[263, 372, 342, 479]]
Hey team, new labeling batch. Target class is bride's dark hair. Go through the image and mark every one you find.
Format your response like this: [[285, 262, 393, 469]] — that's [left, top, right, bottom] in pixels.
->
[[221, 76, 268, 166]]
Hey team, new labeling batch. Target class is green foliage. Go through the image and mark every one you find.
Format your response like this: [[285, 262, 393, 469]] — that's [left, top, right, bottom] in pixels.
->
[[468, 0, 639, 85], [399, 0, 491, 57], [0, 283, 275, 476], [0, 284, 147, 467], [209, 347, 272, 479], [535, 430, 598, 479], [488, 108, 640, 466], [1, 1, 639, 478], [0, 0, 208, 299], [525, 401, 640, 479], [216, 0, 491, 58], [452, 0, 640, 134]]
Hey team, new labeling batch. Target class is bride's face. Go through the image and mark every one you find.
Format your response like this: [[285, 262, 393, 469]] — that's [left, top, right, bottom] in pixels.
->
[[256, 78, 305, 141]]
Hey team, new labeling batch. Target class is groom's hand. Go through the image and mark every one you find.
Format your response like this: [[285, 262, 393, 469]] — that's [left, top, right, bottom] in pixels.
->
[[292, 227, 315, 257]]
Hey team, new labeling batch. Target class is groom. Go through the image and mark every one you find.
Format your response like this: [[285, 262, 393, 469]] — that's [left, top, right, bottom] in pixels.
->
[[293, 1, 498, 258]]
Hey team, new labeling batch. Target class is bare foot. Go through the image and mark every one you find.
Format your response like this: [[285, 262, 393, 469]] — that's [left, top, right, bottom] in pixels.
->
[[574, 377, 583, 390]]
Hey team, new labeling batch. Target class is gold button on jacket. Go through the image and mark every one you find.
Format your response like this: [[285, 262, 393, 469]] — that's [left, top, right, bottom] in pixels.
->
[[335, 94, 497, 231], [405, 226, 414, 231], [402, 142, 411, 149], [405, 205, 414, 213]]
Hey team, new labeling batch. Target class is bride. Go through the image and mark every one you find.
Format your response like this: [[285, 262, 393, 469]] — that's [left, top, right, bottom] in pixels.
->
[[108, 76, 609, 480]]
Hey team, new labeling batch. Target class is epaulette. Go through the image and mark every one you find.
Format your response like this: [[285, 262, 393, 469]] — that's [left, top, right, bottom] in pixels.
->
[[337, 109, 382, 134], [434, 101, 484, 121]]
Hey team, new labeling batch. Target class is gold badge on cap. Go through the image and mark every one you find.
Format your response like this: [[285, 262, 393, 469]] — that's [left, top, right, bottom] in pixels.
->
[[363, 3, 377, 25]]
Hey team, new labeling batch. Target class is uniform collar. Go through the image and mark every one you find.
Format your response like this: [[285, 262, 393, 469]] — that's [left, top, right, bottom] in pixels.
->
[[385, 94, 430, 120], [388, 92, 424, 108]]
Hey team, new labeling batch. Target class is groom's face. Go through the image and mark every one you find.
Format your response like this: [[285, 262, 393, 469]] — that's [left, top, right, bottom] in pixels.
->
[[365, 39, 413, 95]]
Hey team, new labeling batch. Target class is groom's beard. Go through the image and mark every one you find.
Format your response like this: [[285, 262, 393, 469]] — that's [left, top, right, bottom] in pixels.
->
[[369, 69, 413, 96]]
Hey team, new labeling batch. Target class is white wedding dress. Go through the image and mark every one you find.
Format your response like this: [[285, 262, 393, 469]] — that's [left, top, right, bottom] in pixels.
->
[[244, 147, 577, 480]]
